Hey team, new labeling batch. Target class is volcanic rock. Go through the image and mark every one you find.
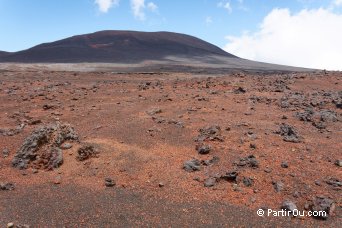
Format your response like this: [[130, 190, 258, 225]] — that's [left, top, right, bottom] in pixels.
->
[[183, 159, 201, 172], [105, 178, 116, 187], [236, 155, 259, 168], [276, 123, 302, 143], [0, 182, 15, 191], [335, 160, 342, 167], [12, 122, 78, 170], [196, 125, 223, 142], [242, 177, 253, 187], [76, 144, 98, 161], [202, 156, 220, 166], [281, 200, 298, 214], [272, 181, 284, 192], [309, 196, 335, 220], [281, 161, 289, 168], [221, 171, 238, 182], [204, 177, 216, 187], [196, 144, 211, 155], [325, 177, 341, 187]]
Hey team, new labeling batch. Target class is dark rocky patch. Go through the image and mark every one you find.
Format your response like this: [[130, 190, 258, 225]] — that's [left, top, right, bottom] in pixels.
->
[[196, 144, 211, 155], [202, 156, 220, 166], [281, 161, 289, 168], [236, 155, 259, 168], [105, 178, 116, 187], [2, 148, 10, 158], [325, 177, 341, 187], [12, 122, 78, 170], [204, 177, 217, 187], [221, 171, 238, 182], [272, 181, 284, 192], [0, 182, 15, 191], [309, 196, 335, 220], [335, 160, 342, 167], [276, 124, 302, 143], [242, 177, 253, 187], [183, 159, 201, 172], [234, 87, 246, 94], [76, 144, 99, 161], [281, 200, 297, 215], [195, 125, 223, 142], [0, 124, 25, 136]]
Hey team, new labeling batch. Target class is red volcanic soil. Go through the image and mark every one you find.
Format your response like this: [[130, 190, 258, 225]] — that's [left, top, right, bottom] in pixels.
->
[[0, 30, 236, 63], [0, 70, 341, 227]]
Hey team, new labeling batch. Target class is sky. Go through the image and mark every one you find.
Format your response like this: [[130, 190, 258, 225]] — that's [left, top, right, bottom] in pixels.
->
[[0, 0, 342, 70]]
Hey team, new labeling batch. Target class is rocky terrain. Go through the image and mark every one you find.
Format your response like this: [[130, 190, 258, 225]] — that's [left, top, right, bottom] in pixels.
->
[[0, 69, 341, 227]]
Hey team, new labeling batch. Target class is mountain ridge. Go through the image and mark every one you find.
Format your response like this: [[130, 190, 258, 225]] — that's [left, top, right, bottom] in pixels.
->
[[0, 30, 236, 63]]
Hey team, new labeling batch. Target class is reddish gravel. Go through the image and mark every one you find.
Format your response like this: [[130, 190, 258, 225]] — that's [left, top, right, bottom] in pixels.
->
[[0, 70, 341, 227]]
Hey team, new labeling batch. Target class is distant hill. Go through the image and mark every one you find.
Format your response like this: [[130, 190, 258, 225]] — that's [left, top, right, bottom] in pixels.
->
[[0, 51, 9, 57], [0, 30, 236, 63]]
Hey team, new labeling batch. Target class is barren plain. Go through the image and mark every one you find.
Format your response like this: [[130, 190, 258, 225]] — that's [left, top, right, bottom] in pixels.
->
[[0, 69, 341, 227]]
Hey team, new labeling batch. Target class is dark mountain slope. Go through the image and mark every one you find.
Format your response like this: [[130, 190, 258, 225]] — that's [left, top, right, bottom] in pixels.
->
[[0, 30, 236, 63]]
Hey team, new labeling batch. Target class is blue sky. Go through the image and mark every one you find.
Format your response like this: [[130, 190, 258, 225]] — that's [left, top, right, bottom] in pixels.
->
[[1, 0, 342, 69]]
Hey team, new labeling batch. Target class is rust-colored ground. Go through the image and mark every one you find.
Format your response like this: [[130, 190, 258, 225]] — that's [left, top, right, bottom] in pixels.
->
[[0, 70, 341, 227]]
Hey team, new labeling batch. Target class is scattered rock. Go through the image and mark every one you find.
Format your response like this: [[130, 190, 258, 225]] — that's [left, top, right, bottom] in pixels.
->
[[76, 144, 98, 161], [204, 177, 216, 187], [2, 148, 10, 158], [60, 143, 73, 150], [276, 123, 302, 143], [295, 108, 314, 122], [146, 108, 162, 116], [12, 122, 78, 170], [158, 182, 164, 187], [196, 144, 211, 155], [236, 155, 259, 168], [221, 171, 238, 182], [196, 125, 223, 142], [242, 177, 253, 187], [334, 160, 342, 167], [281, 200, 298, 215], [32, 169, 38, 174], [232, 184, 242, 192], [105, 178, 116, 187], [249, 143, 257, 149], [325, 177, 341, 187], [54, 176, 61, 185], [318, 110, 339, 122], [264, 168, 272, 173], [272, 181, 284, 192], [202, 156, 220, 166], [29, 119, 42, 125], [234, 87, 246, 94], [0, 124, 25, 136], [281, 161, 289, 168], [43, 104, 56, 110], [183, 159, 201, 172], [309, 196, 335, 220], [0, 182, 15, 191]]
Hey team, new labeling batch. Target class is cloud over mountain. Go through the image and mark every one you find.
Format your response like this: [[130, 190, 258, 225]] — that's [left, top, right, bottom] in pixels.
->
[[224, 7, 342, 70]]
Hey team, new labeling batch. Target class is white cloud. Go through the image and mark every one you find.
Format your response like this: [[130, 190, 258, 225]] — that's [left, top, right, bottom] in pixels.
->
[[95, 0, 119, 13], [334, 0, 342, 6], [224, 8, 342, 70], [147, 2, 158, 12], [205, 16, 213, 25], [130, 0, 158, 20], [218, 1, 232, 14]]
